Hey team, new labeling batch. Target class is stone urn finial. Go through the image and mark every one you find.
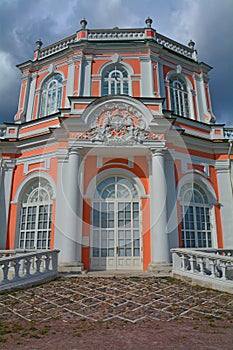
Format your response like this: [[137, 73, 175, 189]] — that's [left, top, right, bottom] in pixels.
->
[[36, 38, 43, 50], [80, 18, 87, 29], [188, 39, 195, 50], [145, 17, 153, 28]]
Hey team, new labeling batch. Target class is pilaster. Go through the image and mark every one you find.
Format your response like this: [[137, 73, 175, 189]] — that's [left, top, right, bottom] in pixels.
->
[[165, 154, 179, 250], [66, 60, 75, 106], [26, 72, 37, 121], [215, 160, 233, 247], [83, 55, 93, 96], [139, 55, 154, 97]]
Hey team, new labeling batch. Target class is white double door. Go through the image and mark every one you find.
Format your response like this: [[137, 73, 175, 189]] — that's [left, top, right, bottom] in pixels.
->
[[91, 199, 142, 270]]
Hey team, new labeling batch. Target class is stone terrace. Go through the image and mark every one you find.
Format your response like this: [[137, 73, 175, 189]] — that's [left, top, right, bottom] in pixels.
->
[[0, 275, 232, 324]]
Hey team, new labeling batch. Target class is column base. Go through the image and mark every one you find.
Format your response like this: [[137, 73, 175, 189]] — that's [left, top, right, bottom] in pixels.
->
[[148, 262, 172, 275], [58, 262, 84, 273]]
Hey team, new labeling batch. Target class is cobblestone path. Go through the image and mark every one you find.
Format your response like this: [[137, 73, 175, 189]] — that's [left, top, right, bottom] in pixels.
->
[[0, 276, 232, 324]]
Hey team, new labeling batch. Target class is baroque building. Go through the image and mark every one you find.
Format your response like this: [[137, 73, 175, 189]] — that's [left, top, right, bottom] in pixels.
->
[[0, 18, 232, 271]]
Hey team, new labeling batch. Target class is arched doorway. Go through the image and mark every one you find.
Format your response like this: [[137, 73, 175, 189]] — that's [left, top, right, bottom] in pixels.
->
[[90, 176, 142, 270]]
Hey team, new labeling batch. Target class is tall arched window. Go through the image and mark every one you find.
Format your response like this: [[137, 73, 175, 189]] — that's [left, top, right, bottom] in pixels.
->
[[19, 179, 53, 249], [169, 74, 190, 117], [39, 74, 63, 117], [102, 64, 129, 95], [180, 183, 212, 248]]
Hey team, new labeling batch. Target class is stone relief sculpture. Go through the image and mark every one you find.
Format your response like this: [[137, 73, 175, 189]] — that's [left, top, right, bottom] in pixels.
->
[[75, 103, 162, 145]]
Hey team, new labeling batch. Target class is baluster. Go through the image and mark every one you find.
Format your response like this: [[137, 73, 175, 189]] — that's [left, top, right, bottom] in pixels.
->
[[2, 261, 10, 282], [189, 256, 195, 273], [13, 260, 21, 280], [44, 254, 51, 271], [25, 258, 32, 277], [181, 254, 186, 270], [35, 256, 42, 274], [209, 259, 216, 278], [199, 257, 204, 275], [220, 261, 227, 280]]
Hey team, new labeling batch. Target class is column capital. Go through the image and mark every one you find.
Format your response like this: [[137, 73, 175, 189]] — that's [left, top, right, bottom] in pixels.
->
[[2, 158, 16, 171], [68, 147, 82, 156], [56, 148, 69, 163], [215, 159, 230, 173], [150, 147, 167, 157]]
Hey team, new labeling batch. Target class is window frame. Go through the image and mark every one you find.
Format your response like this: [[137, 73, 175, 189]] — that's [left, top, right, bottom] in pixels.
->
[[18, 179, 53, 250], [92, 176, 141, 258], [169, 74, 190, 118], [39, 74, 63, 118], [102, 64, 129, 96], [180, 184, 212, 248]]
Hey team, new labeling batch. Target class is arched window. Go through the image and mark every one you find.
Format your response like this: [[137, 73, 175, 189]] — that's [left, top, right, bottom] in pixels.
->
[[19, 179, 53, 249], [180, 183, 212, 248], [39, 74, 63, 117], [169, 74, 190, 117], [102, 64, 129, 95]]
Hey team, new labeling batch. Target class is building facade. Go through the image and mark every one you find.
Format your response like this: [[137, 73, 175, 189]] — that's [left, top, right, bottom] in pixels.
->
[[0, 18, 233, 271]]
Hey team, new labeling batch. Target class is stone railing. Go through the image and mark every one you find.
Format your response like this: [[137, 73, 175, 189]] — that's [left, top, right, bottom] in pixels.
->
[[224, 128, 233, 140], [0, 249, 59, 292], [87, 28, 145, 40], [38, 34, 76, 59], [0, 250, 17, 258], [156, 33, 195, 60], [171, 248, 233, 294], [37, 28, 196, 61]]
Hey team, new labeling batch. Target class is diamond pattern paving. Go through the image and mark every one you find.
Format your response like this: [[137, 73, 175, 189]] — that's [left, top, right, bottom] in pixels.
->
[[0, 276, 232, 324]]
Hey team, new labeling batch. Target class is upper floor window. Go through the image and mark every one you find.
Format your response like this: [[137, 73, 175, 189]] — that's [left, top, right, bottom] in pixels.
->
[[102, 64, 129, 95], [169, 74, 190, 117], [39, 74, 63, 117]]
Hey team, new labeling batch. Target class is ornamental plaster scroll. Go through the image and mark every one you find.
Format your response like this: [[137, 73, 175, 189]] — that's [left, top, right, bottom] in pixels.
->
[[72, 102, 164, 145]]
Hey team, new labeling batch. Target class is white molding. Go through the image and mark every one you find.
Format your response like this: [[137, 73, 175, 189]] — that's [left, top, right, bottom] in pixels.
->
[[81, 95, 154, 128], [12, 172, 56, 203], [23, 156, 51, 175], [177, 173, 217, 201], [85, 167, 146, 198]]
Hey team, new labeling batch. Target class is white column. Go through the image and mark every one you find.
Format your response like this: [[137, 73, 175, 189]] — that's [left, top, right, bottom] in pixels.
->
[[66, 148, 82, 261], [150, 149, 169, 265], [216, 160, 233, 247], [54, 148, 82, 264]]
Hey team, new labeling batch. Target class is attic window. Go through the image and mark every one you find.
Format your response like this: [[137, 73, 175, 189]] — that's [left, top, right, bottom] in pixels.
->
[[102, 64, 129, 95]]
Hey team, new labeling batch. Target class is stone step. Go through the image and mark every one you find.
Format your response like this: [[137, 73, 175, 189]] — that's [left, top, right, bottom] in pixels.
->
[[148, 263, 172, 275], [58, 262, 84, 273]]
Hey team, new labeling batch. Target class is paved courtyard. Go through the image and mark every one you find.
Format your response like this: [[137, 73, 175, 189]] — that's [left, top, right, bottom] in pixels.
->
[[0, 275, 232, 323]]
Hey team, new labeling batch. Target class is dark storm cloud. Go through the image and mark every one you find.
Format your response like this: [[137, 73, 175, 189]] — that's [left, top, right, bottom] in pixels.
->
[[0, 0, 232, 125]]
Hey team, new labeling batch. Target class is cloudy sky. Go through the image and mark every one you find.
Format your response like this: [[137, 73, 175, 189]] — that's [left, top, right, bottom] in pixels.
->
[[0, 0, 232, 125]]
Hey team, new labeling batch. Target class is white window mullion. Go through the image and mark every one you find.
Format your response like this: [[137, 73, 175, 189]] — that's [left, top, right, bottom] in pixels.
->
[[35, 204, 40, 249]]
